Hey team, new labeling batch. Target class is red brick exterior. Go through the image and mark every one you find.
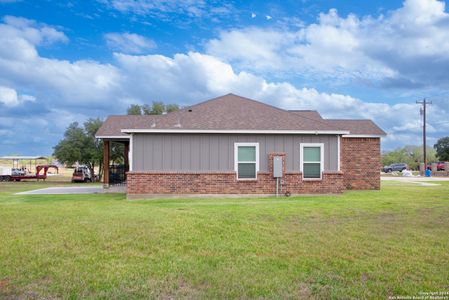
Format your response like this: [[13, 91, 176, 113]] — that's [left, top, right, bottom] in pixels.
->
[[126, 138, 382, 197], [127, 152, 344, 197], [127, 171, 344, 197], [340, 137, 381, 190]]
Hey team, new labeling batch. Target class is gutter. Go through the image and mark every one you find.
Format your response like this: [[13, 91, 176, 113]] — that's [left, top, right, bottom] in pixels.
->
[[120, 129, 351, 135]]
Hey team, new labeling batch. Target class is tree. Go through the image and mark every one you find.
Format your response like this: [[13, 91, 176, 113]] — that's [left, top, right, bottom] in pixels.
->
[[166, 103, 179, 113], [141, 104, 152, 115], [54, 119, 129, 179], [83, 118, 104, 176], [128, 102, 180, 115], [53, 122, 94, 167], [434, 137, 449, 161], [381, 145, 437, 170], [127, 104, 142, 115], [149, 101, 165, 115]]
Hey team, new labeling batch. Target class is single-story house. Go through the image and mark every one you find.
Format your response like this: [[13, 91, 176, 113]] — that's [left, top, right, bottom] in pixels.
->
[[96, 94, 386, 198]]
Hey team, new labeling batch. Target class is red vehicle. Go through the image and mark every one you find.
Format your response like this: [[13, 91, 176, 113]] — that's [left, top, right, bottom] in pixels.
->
[[0, 165, 58, 182], [71, 165, 93, 183], [427, 162, 446, 171]]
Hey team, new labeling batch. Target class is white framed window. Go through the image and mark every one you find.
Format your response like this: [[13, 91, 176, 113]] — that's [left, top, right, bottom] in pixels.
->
[[300, 143, 324, 180], [234, 143, 259, 180]]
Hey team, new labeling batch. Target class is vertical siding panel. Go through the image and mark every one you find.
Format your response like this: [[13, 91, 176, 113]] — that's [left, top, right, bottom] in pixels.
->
[[133, 133, 339, 173], [286, 135, 294, 172], [200, 134, 208, 171], [209, 135, 219, 171], [142, 135, 147, 171], [230, 135, 234, 170], [144, 135, 150, 171], [172, 135, 179, 171], [183, 134, 187, 171], [261, 135, 267, 172], [134, 135, 140, 171], [191, 135, 200, 171], [327, 136, 332, 170], [153, 135, 162, 170]]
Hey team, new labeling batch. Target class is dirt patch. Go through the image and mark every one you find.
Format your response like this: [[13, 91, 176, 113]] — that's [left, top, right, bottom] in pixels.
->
[[0, 278, 10, 289]]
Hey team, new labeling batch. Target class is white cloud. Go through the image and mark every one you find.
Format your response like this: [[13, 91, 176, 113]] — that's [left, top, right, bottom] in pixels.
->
[[206, 28, 296, 71], [0, 0, 22, 4], [113, 51, 448, 149], [0, 17, 122, 108], [102, 0, 234, 20], [0, 86, 35, 106], [205, 0, 449, 88], [105, 32, 156, 54], [0, 14, 447, 155], [2, 16, 68, 45]]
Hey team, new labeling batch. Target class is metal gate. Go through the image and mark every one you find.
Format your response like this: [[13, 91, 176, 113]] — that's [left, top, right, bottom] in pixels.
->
[[109, 164, 126, 185]]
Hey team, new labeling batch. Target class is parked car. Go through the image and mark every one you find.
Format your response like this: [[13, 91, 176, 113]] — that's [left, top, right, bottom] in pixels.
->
[[71, 165, 93, 183], [11, 168, 26, 176], [383, 163, 408, 173], [427, 162, 446, 171]]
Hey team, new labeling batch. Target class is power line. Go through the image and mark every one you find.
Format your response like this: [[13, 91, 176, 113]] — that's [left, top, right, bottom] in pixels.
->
[[416, 98, 432, 166]]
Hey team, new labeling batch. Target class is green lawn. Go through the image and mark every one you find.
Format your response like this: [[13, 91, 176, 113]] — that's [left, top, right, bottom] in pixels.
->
[[0, 181, 448, 299]]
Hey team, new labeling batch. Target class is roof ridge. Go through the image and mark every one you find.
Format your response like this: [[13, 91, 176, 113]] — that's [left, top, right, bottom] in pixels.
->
[[185, 93, 288, 113], [183, 94, 342, 131], [288, 110, 319, 112], [286, 110, 347, 131], [326, 119, 374, 121]]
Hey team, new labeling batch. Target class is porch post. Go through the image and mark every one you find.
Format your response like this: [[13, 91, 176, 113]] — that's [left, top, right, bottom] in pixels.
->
[[124, 142, 129, 180], [103, 140, 110, 188]]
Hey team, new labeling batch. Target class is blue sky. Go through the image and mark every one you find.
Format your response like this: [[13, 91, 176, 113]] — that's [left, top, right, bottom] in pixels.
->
[[0, 0, 449, 155]]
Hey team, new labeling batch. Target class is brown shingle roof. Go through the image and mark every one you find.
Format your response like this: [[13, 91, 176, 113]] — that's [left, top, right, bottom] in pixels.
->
[[96, 94, 385, 137], [288, 110, 323, 121], [325, 119, 386, 136], [96, 115, 160, 137]]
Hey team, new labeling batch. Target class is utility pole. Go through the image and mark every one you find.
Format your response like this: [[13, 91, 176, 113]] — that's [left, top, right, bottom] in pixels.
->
[[416, 98, 432, 166]]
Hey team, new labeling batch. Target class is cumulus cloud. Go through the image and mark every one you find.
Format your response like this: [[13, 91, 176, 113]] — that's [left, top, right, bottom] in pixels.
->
[[102, 0, 234, 21], [112, 51, 448, 149], [0, 12, 448, 154], [0, 86, 35, 106], [206, 0, 449, 88], [105, 32, 156, 54], [0, 16, 122, 108]]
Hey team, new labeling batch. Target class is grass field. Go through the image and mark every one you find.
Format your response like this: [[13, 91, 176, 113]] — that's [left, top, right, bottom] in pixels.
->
[[0, 181, 448, 299]]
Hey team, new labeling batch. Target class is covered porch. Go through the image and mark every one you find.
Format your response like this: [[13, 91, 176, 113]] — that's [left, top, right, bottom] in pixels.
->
[[102, 138, 130, 188]]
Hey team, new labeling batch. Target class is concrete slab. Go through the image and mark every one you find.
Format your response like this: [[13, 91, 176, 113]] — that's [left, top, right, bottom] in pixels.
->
[[381, 176, 449, 182], [381, 176, 449, 186], [17, 185, 105, 195]]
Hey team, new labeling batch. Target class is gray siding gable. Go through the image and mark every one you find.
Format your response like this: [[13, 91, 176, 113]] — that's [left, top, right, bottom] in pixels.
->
[[132, 133, 339, 173]]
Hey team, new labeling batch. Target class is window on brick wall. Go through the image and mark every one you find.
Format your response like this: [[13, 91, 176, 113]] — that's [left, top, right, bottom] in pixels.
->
[[300, 143, 324, 180], [234, 143, 259, 180]]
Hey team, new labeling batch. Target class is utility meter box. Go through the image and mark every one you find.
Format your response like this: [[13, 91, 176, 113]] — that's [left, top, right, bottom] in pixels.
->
[[273, 156, 283, 178]]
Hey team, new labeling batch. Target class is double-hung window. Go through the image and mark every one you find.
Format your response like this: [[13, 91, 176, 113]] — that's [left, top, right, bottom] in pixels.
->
[[234, 143, 259, 180], [300, 143, 324, 180]]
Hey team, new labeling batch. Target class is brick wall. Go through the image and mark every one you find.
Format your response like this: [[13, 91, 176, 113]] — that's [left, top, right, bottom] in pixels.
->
[[127, 152, 344, 197], [340, 137, 381, 190]]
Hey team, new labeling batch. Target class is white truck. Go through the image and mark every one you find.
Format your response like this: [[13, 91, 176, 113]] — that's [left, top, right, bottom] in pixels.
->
[[0, 167, 28, 181]]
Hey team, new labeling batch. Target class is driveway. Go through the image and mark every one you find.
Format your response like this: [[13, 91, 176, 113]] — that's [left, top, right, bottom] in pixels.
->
[[382, 176, 449, 186], [16, 185, 125, 195]]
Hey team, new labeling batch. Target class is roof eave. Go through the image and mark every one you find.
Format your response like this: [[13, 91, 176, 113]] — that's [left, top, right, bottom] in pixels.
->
[[95, 135, 130, 139], [342, 134, 386, 138], [121, 129, 350, 135]]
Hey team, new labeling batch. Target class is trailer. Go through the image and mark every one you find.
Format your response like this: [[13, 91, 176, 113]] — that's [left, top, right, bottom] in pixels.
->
[[0, 165, 58, 182]]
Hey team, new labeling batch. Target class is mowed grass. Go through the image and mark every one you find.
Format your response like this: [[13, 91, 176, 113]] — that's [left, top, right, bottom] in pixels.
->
[[0, 181, 448, 299]]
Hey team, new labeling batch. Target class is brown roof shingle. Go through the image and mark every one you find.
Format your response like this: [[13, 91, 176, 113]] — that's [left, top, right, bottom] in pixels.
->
[[96, 94, 386, 137]]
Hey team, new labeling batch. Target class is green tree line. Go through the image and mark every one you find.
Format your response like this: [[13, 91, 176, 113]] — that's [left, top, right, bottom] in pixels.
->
[[127, 101, 179, 115], [381, 138, 449, 170], [53, 101, 179, 178]]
